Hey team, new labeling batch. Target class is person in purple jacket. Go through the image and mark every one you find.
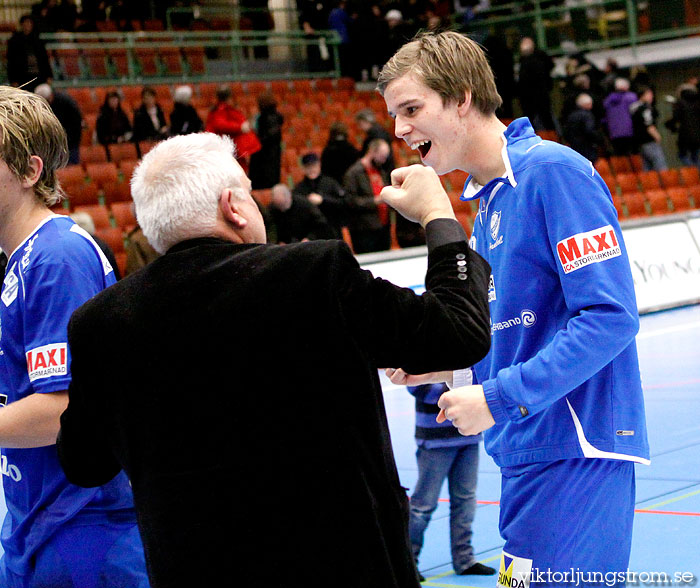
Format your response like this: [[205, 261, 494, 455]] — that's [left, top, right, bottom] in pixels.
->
[[602, 77, 638, 155]]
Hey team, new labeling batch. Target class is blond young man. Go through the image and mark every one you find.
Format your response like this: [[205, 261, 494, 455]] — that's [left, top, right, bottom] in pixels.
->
[[380, 32, 648, 584], [0, 87, 148, 588]]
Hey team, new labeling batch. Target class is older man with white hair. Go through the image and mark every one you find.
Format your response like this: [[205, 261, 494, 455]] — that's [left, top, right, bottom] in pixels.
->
[[56, 132, 492, 588]]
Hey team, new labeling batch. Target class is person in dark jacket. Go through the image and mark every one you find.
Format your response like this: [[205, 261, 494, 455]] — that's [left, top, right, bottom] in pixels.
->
[[356, 108, 395, 172], [6, 15, 53, 91], [56, 131, 492, 588], [293, 152, 347, 238], [516, 36, 555, 130], [268, 183, 335, 243], [665, 82, 700, 169], [563, 93, 604, 163], [343, 138, 392, 253], [96, 91, 133, 146], [169, 85, 203, 136], [132, 86, 169, 143], [321, 121, 361, 184], [248, 91, 284, 189], [35, 83, 84, 164]]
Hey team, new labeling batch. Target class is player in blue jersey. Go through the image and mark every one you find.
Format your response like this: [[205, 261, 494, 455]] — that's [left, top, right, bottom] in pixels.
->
[[0, 87, 149, 588], [379, 32, 649, 585]]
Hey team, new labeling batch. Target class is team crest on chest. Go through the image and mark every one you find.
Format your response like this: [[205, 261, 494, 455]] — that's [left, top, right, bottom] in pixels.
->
[[490, 211, 504, 250]]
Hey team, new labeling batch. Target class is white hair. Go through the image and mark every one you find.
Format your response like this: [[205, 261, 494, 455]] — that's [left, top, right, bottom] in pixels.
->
[[130, 133, 245, 254], [173, 85, 193, 104], [576, 93, 593, 109], [34, 83, 53, 100], [614, 77, 630, 92], [70, 211, 95, 234]]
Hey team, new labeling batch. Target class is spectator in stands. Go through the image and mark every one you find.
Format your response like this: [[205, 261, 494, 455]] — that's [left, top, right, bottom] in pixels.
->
[[96, 90, 133, 145], [35, 84, 84, 165], [240, 0, 274, 59], [169, 85, 204, 136], [297, 0, 332, 72], [6, 15, 53, 91], [517, 36, 555, 131], [355, 108, 395, 173], [601, 57, 621, 96], [354, 4, 387, 81], [132, 86, 169, 143], [630, 86, 668, 172], [205, 85, 261, 174], [321, 121, 361, 184], [482, 33, 515, 120], [560, 73, 605, 128], [249, 91, 284, 190], [70, 211, 122, 280], [293, 152, 347, 239], [328, 0, 354, 78], [665, 82, 700, 170], [383, 9, 413, 67], [268, 183, 335, 244], [602, 78, 637, 156], [563, 93, 604, 163], [343, 138, 392, 254], [125, 211, 161, 276]]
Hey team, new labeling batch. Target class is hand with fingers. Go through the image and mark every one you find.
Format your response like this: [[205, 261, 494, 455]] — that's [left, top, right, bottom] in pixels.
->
[[380, 165, 455, 227], [384, 368, 453, 388], [436, 385, 495, 437]]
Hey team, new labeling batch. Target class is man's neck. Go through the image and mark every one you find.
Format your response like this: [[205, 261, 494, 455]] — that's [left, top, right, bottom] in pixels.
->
[[464, 115, 508, 186], [0, 196, 52, 256]]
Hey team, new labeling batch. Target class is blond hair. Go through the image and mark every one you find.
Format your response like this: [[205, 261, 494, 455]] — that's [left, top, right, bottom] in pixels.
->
[[0, 86, 69, 206], [377, 31, 502, 115]]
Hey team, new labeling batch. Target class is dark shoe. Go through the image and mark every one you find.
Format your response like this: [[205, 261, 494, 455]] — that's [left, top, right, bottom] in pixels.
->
[[457, 562, 496, 575], [417, 571, 425, 582]]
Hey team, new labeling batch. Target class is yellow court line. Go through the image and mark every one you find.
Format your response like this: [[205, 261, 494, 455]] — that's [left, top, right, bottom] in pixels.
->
[[637, 488, 700, 511]]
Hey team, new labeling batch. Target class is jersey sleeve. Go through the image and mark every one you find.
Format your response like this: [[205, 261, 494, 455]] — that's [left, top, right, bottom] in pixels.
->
[[22, 258, 106, 395], [484, 164, 640, 423]]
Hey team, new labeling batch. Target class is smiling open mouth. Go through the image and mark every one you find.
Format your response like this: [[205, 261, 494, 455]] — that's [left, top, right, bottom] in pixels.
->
[[411, 139, 432, 158]]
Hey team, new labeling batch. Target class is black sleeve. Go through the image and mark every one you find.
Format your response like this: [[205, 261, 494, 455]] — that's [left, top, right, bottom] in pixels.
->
[[57, 310, 123, 488], [333, 232, 491, 373]]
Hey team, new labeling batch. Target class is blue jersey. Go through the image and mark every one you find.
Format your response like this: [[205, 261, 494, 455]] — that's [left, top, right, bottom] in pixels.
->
[[0, 216, 135, 575], [459, 118, 649, 467]]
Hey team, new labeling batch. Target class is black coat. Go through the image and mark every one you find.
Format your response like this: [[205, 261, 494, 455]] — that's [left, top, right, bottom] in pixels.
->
[[321, 138, 360, 184], [293, 174, 347, 236], [6, 32, 52, 88], [50, 91, 84, 151], [57, 231, 491, 588], [248, 107, 284, 189], [168, 103, 203, 136]]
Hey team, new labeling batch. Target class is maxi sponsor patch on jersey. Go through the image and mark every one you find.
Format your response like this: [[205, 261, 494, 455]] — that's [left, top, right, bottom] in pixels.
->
[[26, 343, 68, 382], [497, 550, 532, 588], [556, 224, 621, 274]]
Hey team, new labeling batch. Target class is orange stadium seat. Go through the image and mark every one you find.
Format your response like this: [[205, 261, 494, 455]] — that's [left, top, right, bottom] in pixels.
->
[[680, 166, 700, 187], [95, 227, 126, 253], [108, 142, 139, 164], [645, 189, 671, 215], [57, 164, 87, 186], [659, 168, 681, 189], [615, 173, 639, 195], [110, 201, 137, 231], [64, 182, 101, 208], [86, 162, 119, 188], [667, 187, 691, 212], [610, 155, 632, 174], [624, 192, 648, 218], [80, 144, 109, 165], [638, 171, 661, 191]]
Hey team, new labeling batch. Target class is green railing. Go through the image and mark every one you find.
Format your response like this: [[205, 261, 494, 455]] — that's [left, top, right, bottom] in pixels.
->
[[461, 0, 700, 55], [2, 30, 342, 88]]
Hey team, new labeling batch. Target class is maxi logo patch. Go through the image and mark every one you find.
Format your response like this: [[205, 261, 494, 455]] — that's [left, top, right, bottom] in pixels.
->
[[497, 550, 532, 588], [556, 224, 621, 274], [26, 343, 68, 382]]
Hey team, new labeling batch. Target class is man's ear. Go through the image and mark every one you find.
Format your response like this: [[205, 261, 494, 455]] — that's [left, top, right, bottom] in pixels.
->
[[219, 188, 248, 229], [21, 155, 44, 189], [457, 91, 472, 117]]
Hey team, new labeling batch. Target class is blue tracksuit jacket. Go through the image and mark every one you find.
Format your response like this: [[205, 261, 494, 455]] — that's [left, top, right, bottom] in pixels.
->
[[459, 118, 649, 467]]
